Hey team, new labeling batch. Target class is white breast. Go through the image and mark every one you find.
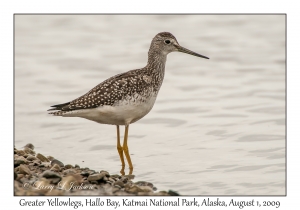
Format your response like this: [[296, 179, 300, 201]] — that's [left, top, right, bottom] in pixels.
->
[[64, 93, 158, 126]]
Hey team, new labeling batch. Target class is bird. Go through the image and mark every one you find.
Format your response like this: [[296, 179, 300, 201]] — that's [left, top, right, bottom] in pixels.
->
[[48, 32, 209, 175]]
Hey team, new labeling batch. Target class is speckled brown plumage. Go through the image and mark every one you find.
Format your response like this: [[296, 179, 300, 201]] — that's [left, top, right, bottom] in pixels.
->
[[48, 32, 208, 121], [47, 31, 209, 173], [48, 68, 159, 114]]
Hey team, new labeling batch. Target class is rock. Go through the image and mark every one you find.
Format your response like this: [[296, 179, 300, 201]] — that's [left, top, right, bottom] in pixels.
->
[[42, 170, 62, 184], [14, 156, 27, 167], [24, 143, 34, 150], [114, 180, 124, 188], [80, 171, 90, 177], [51, 159, 64, 167], [168, 190, 180, 196], [154, 191, 169, 196], [120, 176, 129, 184], [32, 178, 52, 192], [100, 170, 110, 177], [50, 164, 61, 172], [13, 143, 177, 196], [47, 156, 55, 161], [17, 174, 24, 180], [87, 173, 106, 182], [64, 164, 73, 169], [27, 155, 37, 161], [36, 153, 50, 162], [135, 181, 154, 189], [125, 185, 144, 194], [108, 177, 115, 183], [39, 162, 51, 168], [138, 191, 154, 196], [112, 185, 121, 193], [89, 170, 96, 175], [111, 174, 121, 180], [19, 164, 31, 175], [63, 169, 76, 175], [123, 174, 135, 180], [59, 174, 82, 191], [16, 150, 26, 156], [24, 147, 35, 155], [140, 186, 153, 193]]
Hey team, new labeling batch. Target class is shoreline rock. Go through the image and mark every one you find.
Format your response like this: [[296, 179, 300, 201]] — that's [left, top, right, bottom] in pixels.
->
[[14, 144, 179, 196]]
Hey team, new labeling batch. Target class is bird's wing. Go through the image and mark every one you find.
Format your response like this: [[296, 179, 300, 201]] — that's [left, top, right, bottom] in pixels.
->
[[48, 69, 143, 112]]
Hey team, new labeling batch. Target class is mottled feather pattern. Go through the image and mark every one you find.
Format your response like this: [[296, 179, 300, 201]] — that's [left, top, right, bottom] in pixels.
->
[[49, 67, 163, 115], [48, 32, 176, 116]]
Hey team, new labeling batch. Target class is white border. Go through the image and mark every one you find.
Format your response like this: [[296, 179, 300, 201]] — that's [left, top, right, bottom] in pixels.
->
[[1, 0, 298, 209]]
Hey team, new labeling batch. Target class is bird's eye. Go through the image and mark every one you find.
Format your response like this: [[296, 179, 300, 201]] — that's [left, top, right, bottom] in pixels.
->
[[164, 40, 171, 44]]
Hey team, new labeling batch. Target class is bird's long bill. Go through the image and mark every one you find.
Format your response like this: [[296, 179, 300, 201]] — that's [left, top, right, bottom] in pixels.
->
[[175, 45, 209, 59]]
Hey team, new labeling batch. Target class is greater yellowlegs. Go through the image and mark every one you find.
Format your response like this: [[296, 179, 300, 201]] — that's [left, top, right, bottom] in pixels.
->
[[48, 32, 209, 174]]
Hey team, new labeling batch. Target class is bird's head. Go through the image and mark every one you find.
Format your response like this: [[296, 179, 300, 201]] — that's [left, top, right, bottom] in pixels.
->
[[150, 32, 209, 59]]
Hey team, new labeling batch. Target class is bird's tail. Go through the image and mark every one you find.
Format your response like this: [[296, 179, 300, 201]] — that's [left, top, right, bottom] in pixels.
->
[[47, 102, 71, 116], [47, 102, 71, 111]]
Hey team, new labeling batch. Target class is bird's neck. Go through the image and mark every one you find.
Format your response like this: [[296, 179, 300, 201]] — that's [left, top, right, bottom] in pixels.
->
[[146, 49, 167, 74], [144, 49, 167, 91]]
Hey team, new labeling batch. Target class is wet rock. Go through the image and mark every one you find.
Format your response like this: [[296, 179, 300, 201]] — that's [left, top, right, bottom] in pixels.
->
[[123, 174, 135, 180], [17, 174, 24, 180], [112, 185, 122, 193], [154, 191, 169, 196], [24, 143, 34, 150], [80, 171, 90, 177], [24, 147, 35, 156], [74, 164, 80, 168], [63, 169, 76, 175], [50, 164, 61, 172], [64, 164, 73, 169], [100, 170, 110, 177], [138, 191, 154, 196], [39, 162, 51, 168], [114, 180, 124, 188], [42, 170, 62, 184], [27, 155, 37, 161], [19, 164, 31, 175], [108, 177, 115, 183], [126, 185, 144, 194], [36, 153, 50, 162], [88, 170, 96, 175], [51, 159, 64, 167], [140, 186, 153, 193], [87, 172, 106, 182], [16, 150, 26, 156], [120, 176, 129, 184], [14, 156, 27, 167], [14, 143, 177, 196], [47, 156, 55, 161], [135, 181, 154, 189], [31, 160, 41, 166], [111, 174, 121, 180], [60, 174, 82, 191], [168, 190, 180, 196]]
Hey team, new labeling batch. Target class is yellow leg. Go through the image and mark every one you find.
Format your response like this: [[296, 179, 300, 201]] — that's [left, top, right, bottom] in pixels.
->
[[123, 125, 133, 173], [116, 125, 125, 168]]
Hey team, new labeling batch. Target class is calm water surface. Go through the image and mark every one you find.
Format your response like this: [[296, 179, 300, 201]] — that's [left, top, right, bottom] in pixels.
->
[[15, 15, 285, 195]]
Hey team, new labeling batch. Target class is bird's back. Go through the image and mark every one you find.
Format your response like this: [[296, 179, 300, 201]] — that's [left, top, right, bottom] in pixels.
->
[[48, 67, 163, 125]]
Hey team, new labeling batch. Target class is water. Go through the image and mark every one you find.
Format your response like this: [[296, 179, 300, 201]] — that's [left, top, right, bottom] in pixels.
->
[[15, 15, 285, 195]]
